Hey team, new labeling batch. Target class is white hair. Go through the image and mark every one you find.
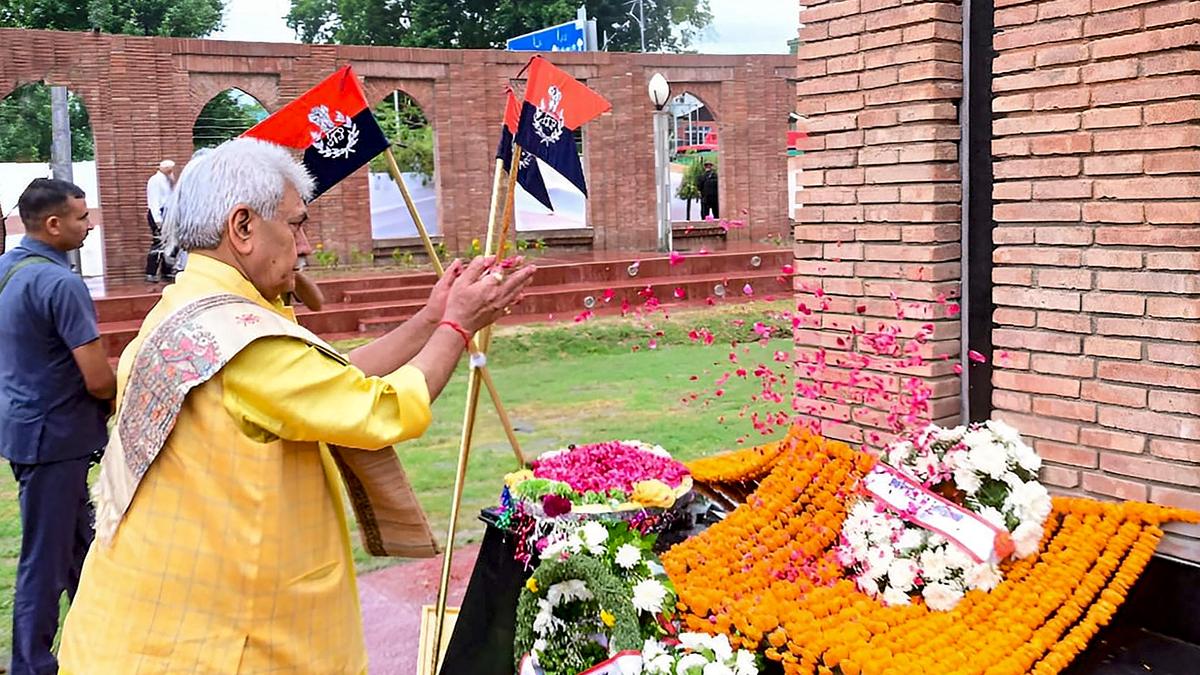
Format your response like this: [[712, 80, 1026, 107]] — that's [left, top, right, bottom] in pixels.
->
[[163, 138, 315, 252]]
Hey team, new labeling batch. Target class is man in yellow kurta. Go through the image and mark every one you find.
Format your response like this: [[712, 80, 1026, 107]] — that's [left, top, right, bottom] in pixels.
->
[[58, 138, 534, 673]]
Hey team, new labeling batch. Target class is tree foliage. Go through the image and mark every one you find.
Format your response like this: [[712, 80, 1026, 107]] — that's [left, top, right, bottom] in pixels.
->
[[287, 0, 712, 52], [0, 0, 225, 37], [192, 90, 268, 150], [0, 83, 94, 162], [0, 0, 224, 162], [369, 93, 434, 183]]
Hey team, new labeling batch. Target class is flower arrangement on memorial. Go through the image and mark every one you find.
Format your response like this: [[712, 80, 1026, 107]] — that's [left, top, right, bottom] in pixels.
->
[[509, 440, 692, 513], [835, 420, 1052, 610], [497, 441, 694, 569], [640, 632, 761, 675], [664, 429, 1200, 674], [514, 519, 678, 675]]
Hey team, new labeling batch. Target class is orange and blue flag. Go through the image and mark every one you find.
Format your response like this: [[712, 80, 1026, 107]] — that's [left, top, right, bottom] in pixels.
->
[[242, 65, 390, 199], [497, 88, 552, 209], [514, 56, 611, 197]]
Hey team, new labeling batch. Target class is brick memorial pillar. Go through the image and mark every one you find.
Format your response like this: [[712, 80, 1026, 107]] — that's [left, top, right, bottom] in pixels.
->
[[793, 0, 965, 446], [989, 0, 1200, 560]]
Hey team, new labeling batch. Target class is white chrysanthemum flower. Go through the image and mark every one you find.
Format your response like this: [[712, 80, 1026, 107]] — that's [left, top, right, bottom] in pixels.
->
[[961, 429, 994, 451], [883, 586, 912, 606], [547, 579, 593, 606], [886, 441, 914, 467], [533, 638, 547, 653], [678, 632, 712, 652], [986, 419, 1022, 445], [615, 543, 643, 570], [1001, 471, 1024, 489], [916, 454, 945, 481], [967, 443, 1009, 480], [887, 557, 919, 592], [632, 578, 668, 614], [935, 425, 966, 443], [865, 546, 895, 580], [952, 466, 982, 494], [897, 527, 925, 552], [1012, 521, 1044, 558], [943, 544, 975, 571], [978, 506, 1007, 530], [965, 563, 1003, 592], [856, 574, 880, 597], [1012, 441, 1041, 472], [919, 547, 951, 582], [677, 653, 710, 674], [709, 633, 734, 662], [533, 598, 562, 635], [704, 663, 735, 675], [922, 581, 964, 611], [579, 521, 609, 555], [1007, 480, 1052, 524], [648, 655, 675, 674], [734, 650, 759, 675], [642, 638, 668, 660]]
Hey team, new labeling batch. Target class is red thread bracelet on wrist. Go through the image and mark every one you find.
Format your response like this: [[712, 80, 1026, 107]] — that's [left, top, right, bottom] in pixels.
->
[[438, 320, 472, 349]]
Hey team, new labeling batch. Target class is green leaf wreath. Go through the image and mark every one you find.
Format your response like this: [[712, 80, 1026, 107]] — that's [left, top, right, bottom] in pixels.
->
[[514, 554, 641, 673]]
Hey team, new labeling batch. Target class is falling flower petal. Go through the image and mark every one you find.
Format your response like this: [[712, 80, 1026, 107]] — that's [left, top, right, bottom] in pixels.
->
[[953, 363, 964, 374], [673, 287, 687, 299], [669, 251, 686, 266], [948, 303, 961, 316], [781, 263, 795, 275], [968, 349, 987, 363], [743, 283, 755, 296]]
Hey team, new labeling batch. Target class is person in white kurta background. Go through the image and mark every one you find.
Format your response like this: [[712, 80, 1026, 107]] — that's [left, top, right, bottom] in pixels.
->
[[144, 159, 175, 282]]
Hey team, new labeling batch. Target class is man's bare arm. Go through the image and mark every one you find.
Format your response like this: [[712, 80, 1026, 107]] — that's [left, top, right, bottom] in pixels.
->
[[71, 339, 117, 401], [348, 259, 462, 377]]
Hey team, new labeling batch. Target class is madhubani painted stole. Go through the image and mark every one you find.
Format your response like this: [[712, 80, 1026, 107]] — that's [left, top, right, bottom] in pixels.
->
[[93, 292, 438, 557]]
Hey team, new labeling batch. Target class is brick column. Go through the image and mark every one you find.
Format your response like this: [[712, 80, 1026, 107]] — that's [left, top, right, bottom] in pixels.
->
[[793, 0, 964, 446], [990, 0, 1200, 561]]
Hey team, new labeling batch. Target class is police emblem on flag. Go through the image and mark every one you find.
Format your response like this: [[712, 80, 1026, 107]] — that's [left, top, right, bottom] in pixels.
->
[[243, 65, 390, 199], [514, 57, 611, 198], [531, 86, 566, 146], [308, 105, 360, 160]]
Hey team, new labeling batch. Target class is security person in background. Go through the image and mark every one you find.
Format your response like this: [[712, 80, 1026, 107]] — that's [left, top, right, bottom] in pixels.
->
[[0, 178, 116, 675]]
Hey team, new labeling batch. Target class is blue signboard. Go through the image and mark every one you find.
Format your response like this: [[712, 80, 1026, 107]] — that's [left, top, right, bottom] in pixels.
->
[[506, 19, 587, 52]]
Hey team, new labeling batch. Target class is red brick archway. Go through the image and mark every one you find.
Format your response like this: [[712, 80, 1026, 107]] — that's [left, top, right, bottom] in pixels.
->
[[0, 29, 794, 283]]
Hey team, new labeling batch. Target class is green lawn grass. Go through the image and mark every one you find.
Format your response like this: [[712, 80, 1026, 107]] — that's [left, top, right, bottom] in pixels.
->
[[0, 300, 793, 658]]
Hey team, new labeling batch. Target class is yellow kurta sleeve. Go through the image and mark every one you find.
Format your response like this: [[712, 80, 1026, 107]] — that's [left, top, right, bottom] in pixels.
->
[[221, 336, 432, 449]]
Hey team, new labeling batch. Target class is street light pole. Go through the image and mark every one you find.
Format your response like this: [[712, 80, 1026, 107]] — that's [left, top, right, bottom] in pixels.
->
[[50, 85, 83, 275], [648, 73, 672, 252]]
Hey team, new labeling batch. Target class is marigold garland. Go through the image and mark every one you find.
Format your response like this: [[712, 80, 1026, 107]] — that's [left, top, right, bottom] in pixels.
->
[[685, 426, 807, 484], [664, 432, 1200, 675]]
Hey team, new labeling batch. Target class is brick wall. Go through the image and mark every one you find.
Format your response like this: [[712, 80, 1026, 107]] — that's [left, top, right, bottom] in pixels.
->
[[794, 0, 965, 446], [990, 0, 1200, 561], [0, 29, 793, 283]]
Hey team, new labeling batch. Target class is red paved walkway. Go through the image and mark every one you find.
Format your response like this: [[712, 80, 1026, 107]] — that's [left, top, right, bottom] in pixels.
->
[[358, 545, 480, 674]]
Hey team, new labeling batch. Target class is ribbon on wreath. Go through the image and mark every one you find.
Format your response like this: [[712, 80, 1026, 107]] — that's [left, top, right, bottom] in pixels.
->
[[861, 464, 1015, 564], [518, 650, 642, 675]]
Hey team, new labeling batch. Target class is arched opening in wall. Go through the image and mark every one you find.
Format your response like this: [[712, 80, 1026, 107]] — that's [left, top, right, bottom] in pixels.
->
[[192, 88, 269, 151], [669, 92, 719, 223], [787, 111, 809, 223], [368, 91, 438, 243], [0, 82, 104, 279], [513, 86, 589, 235]]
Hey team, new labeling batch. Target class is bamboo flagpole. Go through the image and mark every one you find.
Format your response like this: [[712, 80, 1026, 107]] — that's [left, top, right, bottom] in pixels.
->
[[427, 147, 518, 673], [382, 149, 525, 466]]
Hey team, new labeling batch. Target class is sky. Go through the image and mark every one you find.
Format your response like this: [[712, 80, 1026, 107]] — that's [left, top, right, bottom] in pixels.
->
[[211, 0, 798, 54]]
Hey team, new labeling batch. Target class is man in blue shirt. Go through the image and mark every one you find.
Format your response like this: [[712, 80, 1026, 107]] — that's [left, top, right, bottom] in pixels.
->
[[0, 178, 115, 675]]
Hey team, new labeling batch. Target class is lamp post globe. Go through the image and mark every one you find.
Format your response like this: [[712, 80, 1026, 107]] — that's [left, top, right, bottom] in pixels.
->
[[648, 73, 670, 110]]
